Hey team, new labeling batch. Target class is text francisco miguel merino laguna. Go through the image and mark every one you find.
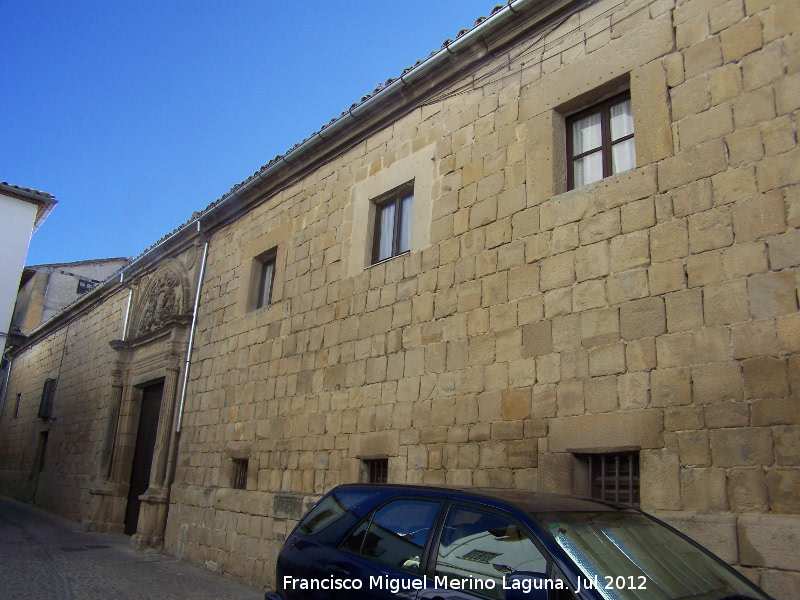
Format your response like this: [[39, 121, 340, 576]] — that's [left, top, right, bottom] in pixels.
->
[[283, 574, 635, 594]]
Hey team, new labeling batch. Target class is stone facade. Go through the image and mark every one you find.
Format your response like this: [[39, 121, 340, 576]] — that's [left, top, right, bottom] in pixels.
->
[[0, 0, 798, 596]]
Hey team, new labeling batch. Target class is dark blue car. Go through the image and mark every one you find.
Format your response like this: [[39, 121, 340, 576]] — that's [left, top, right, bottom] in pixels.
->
[[266, 484, 771, 600]]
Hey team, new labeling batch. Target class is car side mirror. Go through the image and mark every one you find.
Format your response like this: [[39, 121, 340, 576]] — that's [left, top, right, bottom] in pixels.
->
[[504, 572, 550, 600]]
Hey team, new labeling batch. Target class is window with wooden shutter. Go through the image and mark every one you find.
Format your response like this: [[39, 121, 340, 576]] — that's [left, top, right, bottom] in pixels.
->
[[38, 378, 57, 419]]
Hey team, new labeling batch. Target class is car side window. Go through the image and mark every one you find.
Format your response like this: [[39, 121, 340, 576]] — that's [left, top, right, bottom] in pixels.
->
[[434, 505, 548, 600], [297, 491, 378, 537], [341, 499, 440, 574]]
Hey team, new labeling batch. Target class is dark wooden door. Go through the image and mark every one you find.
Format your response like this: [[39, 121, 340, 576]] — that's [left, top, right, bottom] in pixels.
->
[[124, 381, 163, 535]]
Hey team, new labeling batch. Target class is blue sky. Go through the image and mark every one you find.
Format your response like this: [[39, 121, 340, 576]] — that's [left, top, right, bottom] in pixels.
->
[[3, 1, 494, 266]]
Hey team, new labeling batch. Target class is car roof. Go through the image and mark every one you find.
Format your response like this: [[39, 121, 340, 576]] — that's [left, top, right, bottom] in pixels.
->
[[333, 483, 636, 514]]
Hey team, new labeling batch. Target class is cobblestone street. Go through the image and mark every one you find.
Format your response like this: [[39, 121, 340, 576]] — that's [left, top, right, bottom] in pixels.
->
[[0, 495, 265, 599]]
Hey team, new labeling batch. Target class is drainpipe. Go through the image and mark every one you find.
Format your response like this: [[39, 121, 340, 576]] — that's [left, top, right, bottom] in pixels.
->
[[120, 271, 133, 341], [0, 355, 12, 418], [176, 221, 209, 433]]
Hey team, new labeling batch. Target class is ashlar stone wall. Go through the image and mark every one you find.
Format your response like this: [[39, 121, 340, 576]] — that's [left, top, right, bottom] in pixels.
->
[[0, 290, 129, 520], [165, 0, 800, 596]]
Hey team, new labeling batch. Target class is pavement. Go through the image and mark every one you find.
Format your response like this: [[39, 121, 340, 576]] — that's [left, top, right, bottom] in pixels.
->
[[0, 495, 265, 599]]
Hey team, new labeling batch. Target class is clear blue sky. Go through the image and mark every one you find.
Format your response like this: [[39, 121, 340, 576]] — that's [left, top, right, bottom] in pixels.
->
[[3, 1, 495, 266]]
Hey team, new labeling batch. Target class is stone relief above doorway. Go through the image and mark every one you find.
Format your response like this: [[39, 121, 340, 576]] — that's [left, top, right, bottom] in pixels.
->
[[129, 260, 191, 339]]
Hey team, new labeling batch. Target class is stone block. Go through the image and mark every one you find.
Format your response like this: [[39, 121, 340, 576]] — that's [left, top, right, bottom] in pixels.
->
[[508, 264, 540, 300], [626, 337, 657, 371], [742, 43, 784, 92], [641, 449, 681, 510], [618, 371, 650, 410], [665, 289, 704, 332], [729, 467, 769, 512], [681, 467, 729, 511], [738, 513, 800, 570], [581, 307, 620, 347], [521, 320, 552, 358], [768, 468, 800, 514], [532, 384, 557, 419], [743, 357, 789, 399], [709, 63, 743, 107], [694, 325, 733, 363], [672, 178, 714, 217], [732, 318, 781, 360], [748, 271, 798, 319], [648, 260, 686, 295], [734, 87, 777, 130], [630, 60, 674, 165], [732, 193, 787, 241], [705, 401, 751, 428], [620, 297, 666, 340], [713, 164, 758, 207], [579, 210, 620, 245], [557, 380, 584, 417], [621, 197, 656, 233], [572, 280, 607, 312], [607, 268, 649, 303], [684, 36, 723, 80], [575, 241, 610, 282], [710, 428, 774, 467], [584, 376, 618, 413], [688, 207, 734, 253], [588, 342, 626, 376], [776, 72, 800, 116], [677, 430, 711, 466], [656, 331, 695, 368], [767, 229, 800, 270], [539, 252, 575, 291], [774, 425, 800, 466], [609, 230, 650, 272], [650, 367, 692, 407], [657, 139, 728, 192], [761, 569, 800, 600], [651, 219, 689, 262], [502, 388, 531, 421], [536, 453, 574, 494], [692, 361, 743, 404], [507, 439, 538, 469], [678, 104, 734, 150], [704, 280, 750, 325], [670, 74, 710, 122], [720, 16, 763, 63], [726, 126, 765, 169], [548, 409, 664, 453], [722, 241, 768, 278], [665, 405, 705, 431]]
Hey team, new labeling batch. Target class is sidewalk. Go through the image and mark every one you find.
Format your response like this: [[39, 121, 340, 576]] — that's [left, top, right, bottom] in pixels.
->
[[0, 495, 265, 599]]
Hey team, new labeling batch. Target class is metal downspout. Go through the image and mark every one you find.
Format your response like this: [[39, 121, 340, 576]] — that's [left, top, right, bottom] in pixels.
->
[[120, 271, 133, 341], [176, 226, 208, 433], [0, 355, 12, 418]]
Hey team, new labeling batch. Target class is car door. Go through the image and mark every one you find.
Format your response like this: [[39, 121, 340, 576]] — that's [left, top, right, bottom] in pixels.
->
[[320, 496, 444, 600], [416, 502, 563, 600]]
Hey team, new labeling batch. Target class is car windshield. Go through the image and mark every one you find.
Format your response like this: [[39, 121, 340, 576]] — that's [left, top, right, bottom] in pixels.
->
[[535, 512, 768, 600]]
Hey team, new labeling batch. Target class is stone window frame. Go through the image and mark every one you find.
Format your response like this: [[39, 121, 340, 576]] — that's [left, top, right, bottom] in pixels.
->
[[565, 90, 635, 190], [237, 221, 291, 318], [254, 248, 277, 309], [231, 458, 249, 490], [526, 63, 674, 207], [571, 448, 641, 508], [361, 457, 388, 483], [348, 143, 436, 278], [371, 181, 415, 265]]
